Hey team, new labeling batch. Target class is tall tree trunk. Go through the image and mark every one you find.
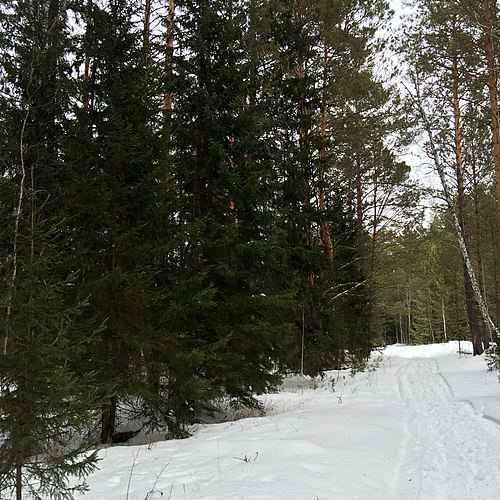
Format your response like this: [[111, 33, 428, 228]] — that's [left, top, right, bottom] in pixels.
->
[[159, 0, 174, 162], [491, 224, 500, 321], [79, 0, 95, 152], [16, 461, 22, 500], [427, 291, 435, 343], [452, 58, 484, 355], [82, 0, 94, 117], [471, 151, 491, 345], [143, 0, 151, 62], [100, 394, 117, 444], [371, 176, 378, 272], [295, 0, 314, 287], [441, 297, 447, 341], [194, 118, 203, 217], [471, 154, 486, 297], [3, 110, 29, 358], [355, 151, 363, 234], [406, 284, 412, 345], [318, 42, 334, 262], [100, 241, 120, 443], [294, 0, 313, 286], [11, 108, 30, 494], [482, 0, 500, 220], [83, 50, 90, 115], [193, 2, 205, 218]]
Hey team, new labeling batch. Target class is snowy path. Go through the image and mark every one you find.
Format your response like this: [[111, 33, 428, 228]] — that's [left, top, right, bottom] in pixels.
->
[[394, 357, 500, 500], [54, 342, 499, 500]]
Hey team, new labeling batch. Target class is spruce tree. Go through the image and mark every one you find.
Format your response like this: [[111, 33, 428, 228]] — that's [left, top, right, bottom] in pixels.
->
[[0, 1, 101, 497], [158, 0, 296, 427], [65, 0, 169, 442]]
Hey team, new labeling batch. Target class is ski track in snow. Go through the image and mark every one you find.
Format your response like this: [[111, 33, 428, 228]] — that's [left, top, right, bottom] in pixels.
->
[[395, 357, 500, 500], [31, 343, 499, 500]]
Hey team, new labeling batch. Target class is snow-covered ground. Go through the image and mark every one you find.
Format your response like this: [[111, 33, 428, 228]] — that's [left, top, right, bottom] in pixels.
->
[[74, 342, 500, 500]]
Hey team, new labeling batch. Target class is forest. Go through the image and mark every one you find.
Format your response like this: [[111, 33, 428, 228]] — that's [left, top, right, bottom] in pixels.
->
[[0, 0, 499, 498]]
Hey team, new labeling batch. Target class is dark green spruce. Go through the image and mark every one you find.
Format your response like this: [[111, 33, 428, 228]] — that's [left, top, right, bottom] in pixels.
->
[[0, 1, 101, 498]]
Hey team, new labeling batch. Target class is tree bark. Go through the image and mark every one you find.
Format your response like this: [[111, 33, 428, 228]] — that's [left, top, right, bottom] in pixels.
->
[[100, 395, 117, 444], [3, 106, 30, 361], [294, 0, 313, 286], [194, 118, 203, 217], [143, 0, 151, 63], [441, 297, 447, 341], [16, 462, 22, 500], [471, 148, 491, 346], [100, 239, 120, 443], [161, 0, 174, 160], [482, 0, 500, 220], [318, 42, 334, 262], [82, 0, 94, 118], [163, 0, 174, 115], [452, 57, 485, 355]]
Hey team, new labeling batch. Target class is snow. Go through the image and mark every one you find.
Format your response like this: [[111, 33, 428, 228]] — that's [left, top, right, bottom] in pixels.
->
[[66, 342, 499, 500]]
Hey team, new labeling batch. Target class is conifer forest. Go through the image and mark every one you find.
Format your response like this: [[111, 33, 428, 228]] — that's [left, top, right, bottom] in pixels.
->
[[1, 0, 500, 498]]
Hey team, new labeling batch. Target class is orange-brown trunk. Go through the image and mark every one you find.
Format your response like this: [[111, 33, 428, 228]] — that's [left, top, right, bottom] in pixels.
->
[[483, 0, 500, 220], [452, 57, 485, 356]]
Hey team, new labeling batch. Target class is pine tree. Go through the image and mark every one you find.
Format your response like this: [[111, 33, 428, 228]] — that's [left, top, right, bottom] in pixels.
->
[[264, 0, 399, 373], [400, 0, 494, 354]]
